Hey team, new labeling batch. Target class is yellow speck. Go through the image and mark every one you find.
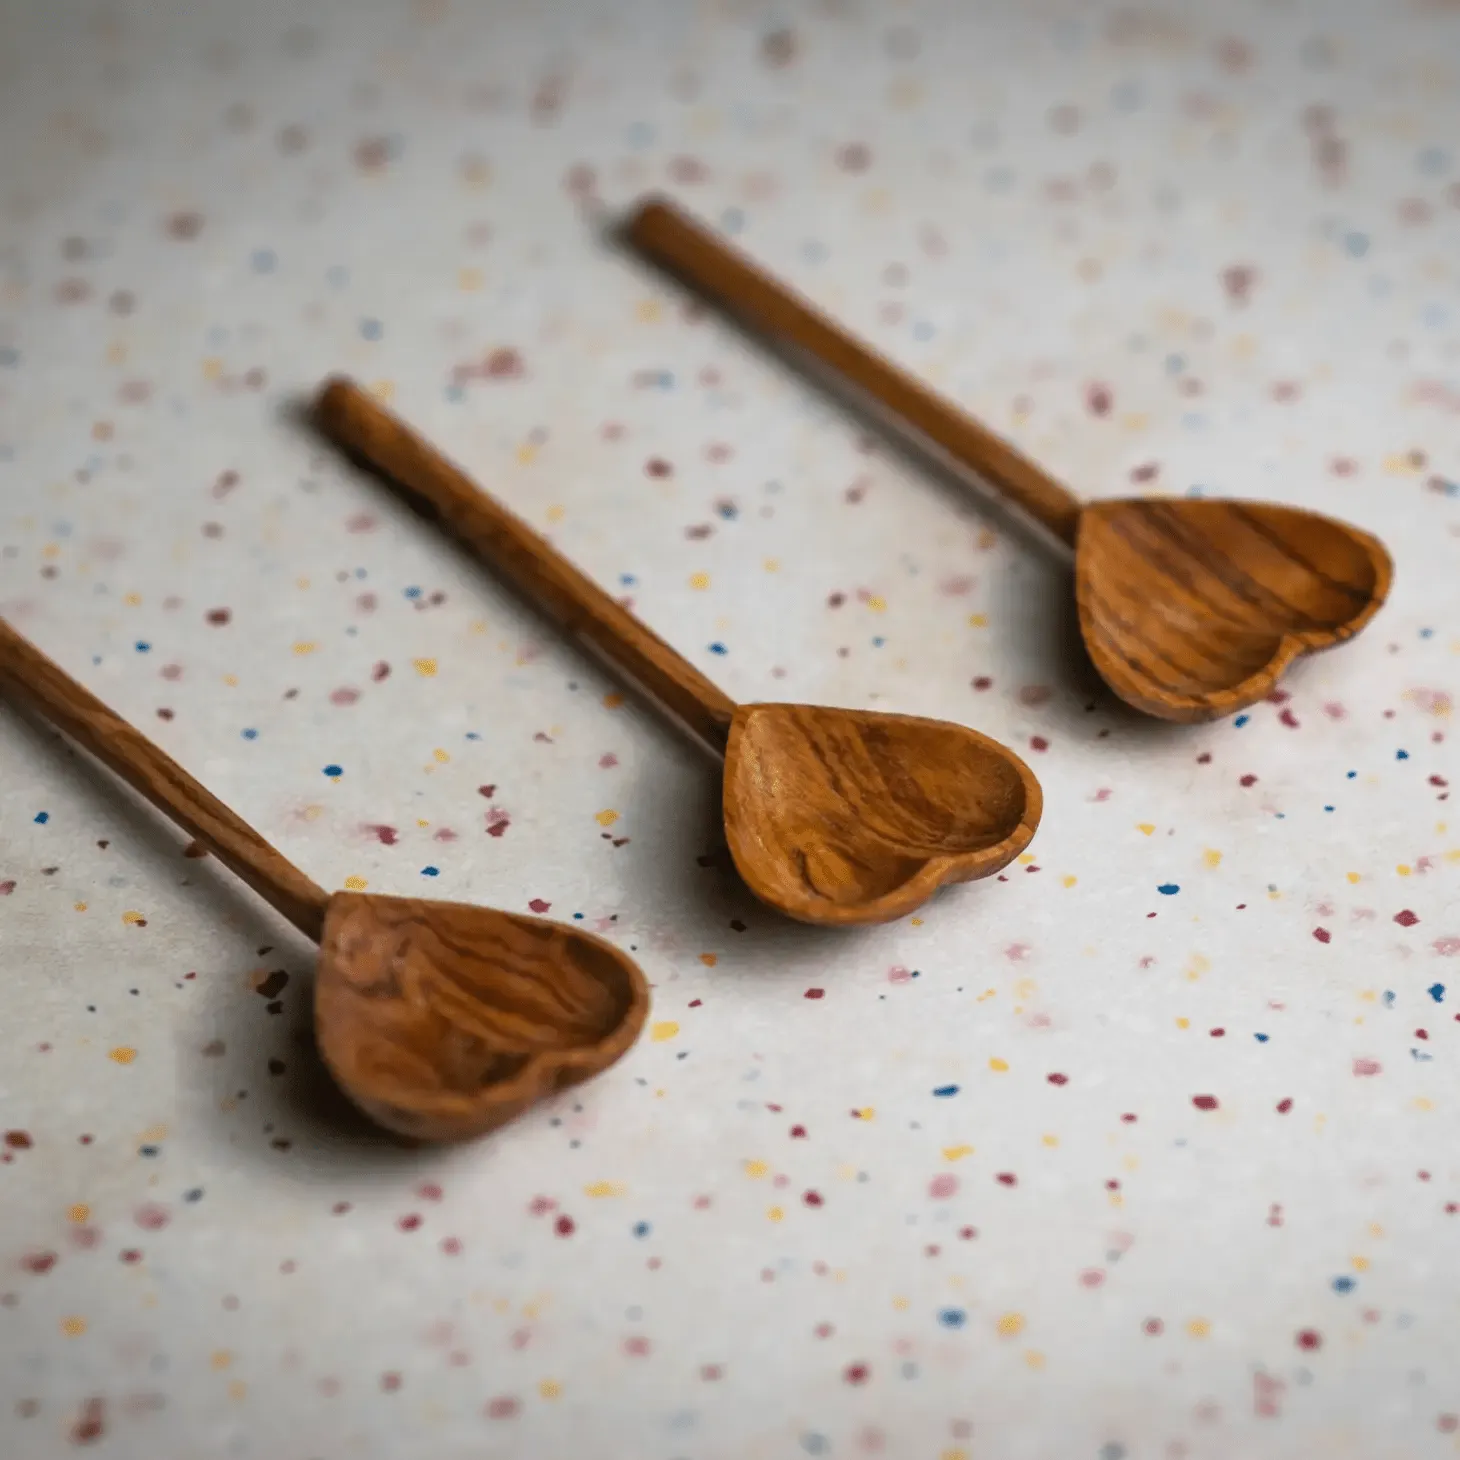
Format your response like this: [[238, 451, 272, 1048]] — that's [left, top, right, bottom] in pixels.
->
[[368, 380, 395, 402], [223, 673, 238, 687], [538, 1378, 562, 1400], [635, 298, 664, 323], [866, 594, 887, 612], [106, 340, 127, 365], [989, 1057, 1009, 1073], [211, 1349, 232, 1370], [1397, 864, 1411, 877], [292, 641, 317, 656], [603, 692, 624, 709], [302, 804, 325, 821], [67, 1203, 90, 1224], [743, 1159, 769, 1179], [515, 443, 538, 465], [61, 1316, 87, 1337], [1042, 1133, 1059, 1148], [968, 613, 988, 628], [432, 748, 450, 763], [1203, 849, 1222, 868], [344, 876, 368, 891], [853, 1106, 874, 1121], [767, 1205, 784, 1223], [892, 1295, 910, 1311], [1186, 1318, 1211, 1338], [413, 657, 438, 677], [1360, 989, 1377, 1003], [123, 592, 142, 606], [650, 1021, 679, 1042], [227, 1380, 247, 1401], [1176, 1017, 1190, 1029], [584, 1181, 626, 1198], [763, 558, 779, 572], [458, 267, 483, 291], [1413, 1096, 1434, 1111], [42, 541, 61, 559], [109, 1046, 137, 1064], [1137, 823, 1155, 836], [699, 953, 718, 967], [121, 910, 146, 926], [1062, 875, 1077, 888], [996, 1312, 1025, 1337], [1122, 412, 1150, 430], [942, 1144, 974, 1161], [74, 902, 87, 912], [295, 577, 310, 590], [1023, 1350, 1046, 1369], [1352, 1255, 1370, 1271], [689, 572, 711, 590], [910, 917, 923, 927], [595, 808, 620, 827], [1017, 853, 1035, 865], [201, 357, 223, 380], [941, 1450, 970, 1460]]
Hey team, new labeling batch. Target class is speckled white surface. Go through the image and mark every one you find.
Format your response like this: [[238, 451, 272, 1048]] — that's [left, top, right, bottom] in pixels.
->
[[3, 1, 1460, 1456]]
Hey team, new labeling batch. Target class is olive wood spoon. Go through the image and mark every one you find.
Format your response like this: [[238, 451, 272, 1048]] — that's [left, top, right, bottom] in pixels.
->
[[314, 377, 1042, 926], [0, 617, 648, 1142], [625, 197, 1394, 724]]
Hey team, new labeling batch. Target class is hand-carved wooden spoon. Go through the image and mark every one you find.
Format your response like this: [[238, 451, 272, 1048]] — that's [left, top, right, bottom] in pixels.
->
[[314, 377, 1041, 926], [625, 197, 1394, 724], [0, 617, 648, 1142]]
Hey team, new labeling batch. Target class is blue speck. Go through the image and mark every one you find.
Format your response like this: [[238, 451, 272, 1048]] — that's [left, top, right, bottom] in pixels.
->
[[1255, 1033, 1269, 1042], [465, 732, 481, 741], [1429, 984, 1445, 1003], [1343, 232, 1370, 258], [572, 912, 584, 920], [801, 240, 829, 265], [1346, 770, 1356, 779], [1397, 749, 1409, 760], [912, 321, 935, 341], [708, 642, 727, 655], [1418, 145, 1451, 176], [0, 347, 19, 368], [251, 248, 276, 273], [1332, 1275, 1356, 1293], [1157, 883, 1180, 895], [1324, 805, 1334, 812], [1165, 353, 1186, 375], [625, 120, 656, 148], [323, 764, 343, 778], [1185, 483, 1206, 497], [135, 641, 150, 653], [326, 264, 349, 287], [1420, 627, 1434, 639], [445, 384, 465, 403], [360, 318, 383, 341], [800, 1435, 829, 1457], [1111, 80, 1144, 111], [872, 637, 886, 647], [620, 573, 637, 586], [241, 728, 258, 741], [937, 1307, 967, 1328], [932, 1084, 960, 1098], [404, 586, 422, 599], [716, 502, 739, 520], [421, 866, 439, 877], [1235, 715, 1250, 728], [720, 207, 745, 234], [1423, 304, 1449, 330], [1383, 990, 1396, 1008], [34, 811, 49, 825], [632, 1221, 651, 1238]]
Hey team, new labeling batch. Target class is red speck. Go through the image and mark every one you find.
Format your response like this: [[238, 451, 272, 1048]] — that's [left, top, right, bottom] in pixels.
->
[[1419, 1170, 1432, 1181], [371, 661, 391, 681], [134, 1203, 169, 1231], [4, 1131, 32, 1149], [486, 811, 511, 837], [205, 607, 232, 626], [120, 1248, 142, 1264], [804, 988, 824, 1000], [528, 898, 551, 914], [1106, 1179, 1121, 1191], [332, 1202, 352, 1215], [417, 1183, 443, 1202], [1277, 1098, 1293, 1114], [1047, 1072, 1068, 1086], [844, 1362, 870, 1385], [1030, 735, 1049, 752], [1085, 382, 1113, 416], [790, 1124, 807, 1138], [1395, 910, 1419, 927], [485, 1395, 520, 1418], [21, 1251, 57, 1274], [803, 1190, 824, 1207], [1130, 461, 1160, 483], [623, 1335, 651, 1356], [644, 457, 673, 478], [701, 1363, 723, 1380], [1192, 1095, 1219, 1111], [1121, 1113, 1138, 1123], [363, 824, 397, 847], [554, 1214, 575, 1237], [836, 142, 872, 173], [1221, 264, 1257, 305], [1313, 928, 1331, 944], [165, 210, 205, 240], [0, 881, 14, 895], [1144, 1317, 1164, 1335], [1279, 708, 1300, 729], [329, 687, 361, 706], [397, 1214, 422, 1232], [972, 676, 993, 691], [1080, 1268, 1105, 1288], [380, 1372, 402, 1392], [477, 784, 498, 798], [441, 1237, 462, 1255], [996, 1172, 1018, 1187], [1353, 1058, 1382, 1077], [70, 1398, 106, 1445], [1439, 1415, 1459, 1434], [1210, 1028, 1226, 1038], [1295, 1328, 1322, 1351]]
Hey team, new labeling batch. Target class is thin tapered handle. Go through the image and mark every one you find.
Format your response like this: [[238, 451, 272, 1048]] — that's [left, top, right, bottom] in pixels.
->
[[314, 377, 738, 755], [0, 619, 329, 943], [626, 196, 1084, 548]]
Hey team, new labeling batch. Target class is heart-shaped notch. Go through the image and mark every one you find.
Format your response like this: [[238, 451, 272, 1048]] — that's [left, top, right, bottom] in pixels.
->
[[1076, 499, 1393, 723], [722, 704, 1043, 926]]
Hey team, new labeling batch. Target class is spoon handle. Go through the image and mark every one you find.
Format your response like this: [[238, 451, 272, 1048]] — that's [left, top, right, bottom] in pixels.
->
[[315, 377, 739, 755], [627, 196, 1084, 548], [0, 618, 330, 942]]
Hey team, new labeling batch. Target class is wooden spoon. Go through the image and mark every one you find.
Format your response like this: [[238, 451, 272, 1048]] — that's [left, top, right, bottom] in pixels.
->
[[0, 618, 649, 1142], [625, 197, 1394, 724], [313, 378, 1042, 926]]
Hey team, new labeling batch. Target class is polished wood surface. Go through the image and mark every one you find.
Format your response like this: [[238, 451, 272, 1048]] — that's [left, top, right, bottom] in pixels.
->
[[317, 893, 647, 1142], [315, 376, 736, 754], [314, 379, 1043, 925], [0, 618, 650, 1142], [625, 196, 1394, 723], [0, 616, 330, 941]]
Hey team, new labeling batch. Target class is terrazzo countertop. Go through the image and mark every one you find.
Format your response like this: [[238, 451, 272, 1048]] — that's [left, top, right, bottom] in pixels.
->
[[3, 1, 1460, 1456]]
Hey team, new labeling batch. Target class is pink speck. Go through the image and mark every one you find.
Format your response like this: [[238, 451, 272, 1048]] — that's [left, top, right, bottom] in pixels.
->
[[887, 965, 913, 984], [1018, 684, 1052, 707], [623, 1335, 651, 1357], [0, 881, 14, 896], [1004, 943, 1031, 962], [928, 1174, 959, 1199], [1085, 381, 1114, 417], [1279, 708, 1300, 729], [134, 1204, 169, 1231], [417, 1182, 443, 1202], [397, 1213, 422, 1232], [1221, 264, 1258, 305], [1079, 1268, 1105, 1288], [371, 660, 390, 681], [599, 752, 619, 768], [441, 1236, 462, 1255], [380, 1372, 402, 1392], [433, 828, 458, 843], [485, 1395, 520, 1419], [939, 574, 976, 596], [528, 1195, 556, 1216], [21, 1250, 57, 1274], [1192, 1095, 1219, 1111], [1434, 937, 1460, 956], [485, 809, 511, 837], [1352, 1058, 1382, 1077], [1277, 1098, 1293, 1114], [1092, 788, 1112, 802], [346, 513, 378, 533], [1323, 701, 1347, 720], [843, 1362, 870, 1385], [528, 898, 551, 914]]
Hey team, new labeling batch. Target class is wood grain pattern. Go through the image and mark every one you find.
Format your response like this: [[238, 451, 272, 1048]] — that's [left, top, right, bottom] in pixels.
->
[[314, 376, 737, 754], [0, 615, 330, 940], [725, 704, 1041, 925], [0, 615, 651, 1143], [315, 379, 1044, 925], [1076, 500, 1391, 722], [316, 893, 648, 1142], [625, 196, 1394, 723]]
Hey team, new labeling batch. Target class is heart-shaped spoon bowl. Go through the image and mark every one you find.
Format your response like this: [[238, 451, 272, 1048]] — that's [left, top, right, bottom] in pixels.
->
[[723, 704, 1042, 926], [315, 892, 649, 1142], [1076, 499, 1393, 723]]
